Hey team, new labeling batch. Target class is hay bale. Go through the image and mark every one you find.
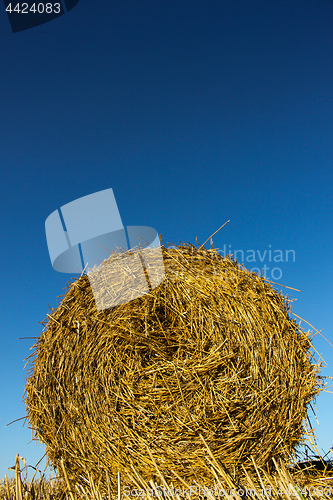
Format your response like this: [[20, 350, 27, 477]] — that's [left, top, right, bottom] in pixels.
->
[[24, 243, 323, 491]]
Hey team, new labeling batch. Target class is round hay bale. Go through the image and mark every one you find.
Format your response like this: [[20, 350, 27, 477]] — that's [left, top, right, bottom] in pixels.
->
[[24, 243, 323, 490]]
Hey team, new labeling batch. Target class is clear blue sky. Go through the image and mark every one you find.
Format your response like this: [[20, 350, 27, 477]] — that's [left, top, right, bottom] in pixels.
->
[[0, 0, 332, 480]]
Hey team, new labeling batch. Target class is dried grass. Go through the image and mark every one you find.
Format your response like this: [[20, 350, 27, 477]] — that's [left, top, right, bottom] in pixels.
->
[[2, 452, 333, 499], [23, 243, 325, 495]]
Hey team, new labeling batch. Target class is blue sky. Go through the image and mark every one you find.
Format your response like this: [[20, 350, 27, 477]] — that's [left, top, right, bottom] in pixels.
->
[[0, 0, 332, 480]]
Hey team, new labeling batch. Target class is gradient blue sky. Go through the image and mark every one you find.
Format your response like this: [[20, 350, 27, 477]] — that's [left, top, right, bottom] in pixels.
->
[[0, 0, 332, 480]]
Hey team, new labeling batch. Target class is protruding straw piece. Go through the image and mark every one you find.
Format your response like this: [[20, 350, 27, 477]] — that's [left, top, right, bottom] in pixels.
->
[[199, 220, 230, 249]]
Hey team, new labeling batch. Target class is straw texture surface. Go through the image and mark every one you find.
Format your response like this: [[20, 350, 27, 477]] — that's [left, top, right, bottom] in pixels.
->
[[24, 244, 323, 490]]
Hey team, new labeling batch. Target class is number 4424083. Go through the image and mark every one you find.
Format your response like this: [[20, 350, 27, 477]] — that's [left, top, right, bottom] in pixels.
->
[[6, 3, 61, 13]]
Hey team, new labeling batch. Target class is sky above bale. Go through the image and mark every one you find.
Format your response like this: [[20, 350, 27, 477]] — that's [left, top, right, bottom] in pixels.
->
[[0, 0, 332, 481]]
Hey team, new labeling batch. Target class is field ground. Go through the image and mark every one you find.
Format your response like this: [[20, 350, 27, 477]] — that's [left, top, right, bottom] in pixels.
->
[[1, 453, 333, 500]]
